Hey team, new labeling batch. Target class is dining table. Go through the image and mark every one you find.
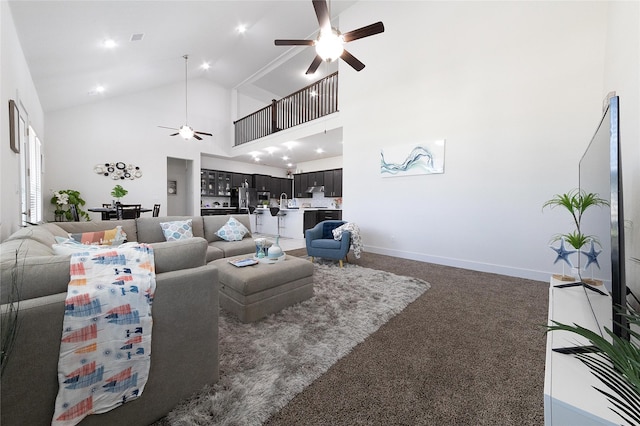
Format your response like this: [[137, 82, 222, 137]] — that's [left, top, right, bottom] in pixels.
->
[[88, 206, 153, 220]]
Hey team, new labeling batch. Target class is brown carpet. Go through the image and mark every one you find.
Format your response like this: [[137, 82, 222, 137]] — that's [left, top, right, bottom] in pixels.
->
[[264, 250, 548, 425]]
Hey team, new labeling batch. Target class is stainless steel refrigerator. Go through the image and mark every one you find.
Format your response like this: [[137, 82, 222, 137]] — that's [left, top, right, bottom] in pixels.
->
[[231, 187, 257, 213]]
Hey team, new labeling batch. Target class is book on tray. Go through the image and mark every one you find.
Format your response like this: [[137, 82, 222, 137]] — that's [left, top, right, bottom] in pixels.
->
[[228, 258, 259, 267]]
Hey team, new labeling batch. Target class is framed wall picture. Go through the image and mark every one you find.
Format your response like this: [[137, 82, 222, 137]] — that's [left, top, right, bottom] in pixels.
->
[[9, 100, 20, 153], [167, 180, 177, 195]]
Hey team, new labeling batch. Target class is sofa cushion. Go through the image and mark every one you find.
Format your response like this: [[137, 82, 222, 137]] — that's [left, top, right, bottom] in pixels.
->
[[203, 215, 252, 242], [209, 238, 257, 258], [150, 237, 208, 273], [136, 216, 204, 243], [160, 219, 193, 241], [56, 220, 138, 243], [68, 225, 127, 246], [215, 217, 249, 242]]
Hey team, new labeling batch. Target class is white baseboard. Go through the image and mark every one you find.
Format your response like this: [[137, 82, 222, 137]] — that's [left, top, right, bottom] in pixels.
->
[[364, 245, 552, 282]]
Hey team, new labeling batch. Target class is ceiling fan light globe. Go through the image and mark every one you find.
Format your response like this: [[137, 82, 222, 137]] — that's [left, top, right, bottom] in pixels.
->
[[315, 29, 344, 62], [179, 125, 195, 140]]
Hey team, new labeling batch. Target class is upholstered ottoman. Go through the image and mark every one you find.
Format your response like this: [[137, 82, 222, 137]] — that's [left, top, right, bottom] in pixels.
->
[[212, 255, 314, 323]]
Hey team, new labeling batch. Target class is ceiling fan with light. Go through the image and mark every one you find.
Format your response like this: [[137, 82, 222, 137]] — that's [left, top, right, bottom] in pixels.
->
[[159, 54, 212, 140], [275, 0, 384, 75]]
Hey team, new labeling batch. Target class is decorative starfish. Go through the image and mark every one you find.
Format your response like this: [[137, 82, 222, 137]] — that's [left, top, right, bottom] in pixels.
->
[[550, 237, 576, 267], [581, 239, 602, 270]]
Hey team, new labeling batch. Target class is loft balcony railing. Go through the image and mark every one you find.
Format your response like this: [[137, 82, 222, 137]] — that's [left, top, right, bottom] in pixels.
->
[[234, 71, 338, 146]]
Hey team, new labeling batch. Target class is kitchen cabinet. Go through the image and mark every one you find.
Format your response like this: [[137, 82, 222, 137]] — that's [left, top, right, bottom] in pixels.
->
[[294, 173, 310, 198], [201, 208, 238, 216], [271, 177, 292, 200], [254, 174, 270, 192], [231, 173, 252, 188], [303, 209, 342, 236], [200, 169, 217, 196], [307, 171, 323, 187], [216, 172, 232, 196], [323, 169, 342, 197]]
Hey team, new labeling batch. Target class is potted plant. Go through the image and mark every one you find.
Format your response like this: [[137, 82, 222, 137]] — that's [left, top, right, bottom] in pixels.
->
[[547, 307, 640, 425], [50, 189, 90, 221], [543, 188, 609, 279], [111, 184, 128, 205]]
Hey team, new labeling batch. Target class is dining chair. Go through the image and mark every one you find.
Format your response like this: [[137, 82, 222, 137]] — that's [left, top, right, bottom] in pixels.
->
[[69, 204, 80, 222], [116, 204, 141, 220], [101, 203, 117, 220], [152, 204, 161, 217]]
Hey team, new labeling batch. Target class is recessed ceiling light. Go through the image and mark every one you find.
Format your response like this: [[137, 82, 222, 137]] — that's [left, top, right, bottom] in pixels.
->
[[237, 25, 247, 34], [254, 157, 260, 162], [283, 141, 298, 150], [95, 85, 105, 93], [201, 62, 211, 70], [316, 148, 324, 154], [103, 39, 117, 49], [88, 85, 106, 96], [265, 146, 278, 154], [282, 155, 289, 161], [287, 163, 293, 167]]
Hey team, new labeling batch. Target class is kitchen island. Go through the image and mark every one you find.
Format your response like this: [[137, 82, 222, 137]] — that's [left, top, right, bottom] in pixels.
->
[[250, 207, 342, 238]]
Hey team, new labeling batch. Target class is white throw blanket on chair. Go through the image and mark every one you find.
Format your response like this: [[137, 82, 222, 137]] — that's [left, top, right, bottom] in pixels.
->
[[332, 222, 363, 259], [52, 243, 156, 426]]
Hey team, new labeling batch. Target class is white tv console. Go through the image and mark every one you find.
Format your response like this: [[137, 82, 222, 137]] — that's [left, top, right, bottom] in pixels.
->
[[544, 277, 626, 425]]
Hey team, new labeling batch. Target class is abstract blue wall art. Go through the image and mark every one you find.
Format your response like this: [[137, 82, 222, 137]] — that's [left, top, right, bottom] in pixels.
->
[[380, 140, 445, 177]]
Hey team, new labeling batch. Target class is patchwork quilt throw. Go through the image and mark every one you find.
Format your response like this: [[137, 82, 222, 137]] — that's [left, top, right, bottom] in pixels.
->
[[52, 243, 156, 426]]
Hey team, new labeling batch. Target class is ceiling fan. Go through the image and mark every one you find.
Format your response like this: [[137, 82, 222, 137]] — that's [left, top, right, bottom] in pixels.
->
[[159, 54, 212, 141], [275, 0, 384, 75]]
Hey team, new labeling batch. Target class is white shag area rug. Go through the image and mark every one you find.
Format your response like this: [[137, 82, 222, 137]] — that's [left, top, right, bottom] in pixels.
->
[[162, 261, 431, 425]]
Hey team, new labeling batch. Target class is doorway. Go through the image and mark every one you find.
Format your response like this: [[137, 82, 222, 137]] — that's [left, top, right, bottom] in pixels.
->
[[166, 157, 193, 216]]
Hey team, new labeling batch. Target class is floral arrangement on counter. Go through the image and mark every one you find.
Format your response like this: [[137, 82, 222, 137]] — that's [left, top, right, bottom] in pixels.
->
[[333, 198, 342, 209]]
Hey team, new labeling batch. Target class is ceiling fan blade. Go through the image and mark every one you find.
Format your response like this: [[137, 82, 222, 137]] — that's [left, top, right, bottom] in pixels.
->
[[169, 133, 179, 136], [195, 131, 213, 137], [158, 125, 179, 130], [341, 49, 365, 71], [305, 55, 324, 75], [312, 0, 330, 29], [193, 134, 203, 141], [342, 21, 385, 43], [275, 39, 315, 46]]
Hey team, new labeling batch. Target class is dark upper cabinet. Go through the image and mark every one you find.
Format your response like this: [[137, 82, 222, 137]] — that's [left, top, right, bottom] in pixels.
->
[[254, 174, 270, 192], [216, 172, 232, 196], [271, 177, 293, 200], [307, 171, 323, 187], [294, 173, 310, 198], [323, 169, 342, 197], [231, 173, 252, 188], [201, 169, 217, 196]]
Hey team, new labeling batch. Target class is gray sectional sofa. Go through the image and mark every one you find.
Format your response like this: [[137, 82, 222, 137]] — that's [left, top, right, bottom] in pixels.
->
[[0, 214, 256, 425]]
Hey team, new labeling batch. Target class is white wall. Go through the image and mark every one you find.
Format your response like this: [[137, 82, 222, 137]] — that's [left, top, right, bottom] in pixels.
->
[[340, 1, 611, 281], [44, 78, 230, 220], [0, 3, 44, 240]]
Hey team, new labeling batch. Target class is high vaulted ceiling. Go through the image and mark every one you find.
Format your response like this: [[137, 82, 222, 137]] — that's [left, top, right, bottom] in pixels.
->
[[8, 1, 363, 168]]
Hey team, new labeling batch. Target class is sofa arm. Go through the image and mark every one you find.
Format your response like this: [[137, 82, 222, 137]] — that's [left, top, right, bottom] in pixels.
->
[[149, 237, 208, 273], [0, 264, 220, 426]]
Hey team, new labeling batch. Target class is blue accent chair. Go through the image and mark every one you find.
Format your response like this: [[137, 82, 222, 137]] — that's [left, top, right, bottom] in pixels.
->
[[305, 220, 351, 267]]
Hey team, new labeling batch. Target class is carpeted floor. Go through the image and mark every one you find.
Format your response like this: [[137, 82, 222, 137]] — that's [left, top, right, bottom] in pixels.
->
[[159, 257, 431, 425], [263, 250, 549, 425]]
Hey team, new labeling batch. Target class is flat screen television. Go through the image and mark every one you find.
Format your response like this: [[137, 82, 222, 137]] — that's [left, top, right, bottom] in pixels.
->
[[578, 95, 628, 341]]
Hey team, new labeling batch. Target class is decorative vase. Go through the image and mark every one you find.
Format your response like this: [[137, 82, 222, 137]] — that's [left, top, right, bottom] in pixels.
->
[[55, 213, 64, 222], [254, 238, 266, 259], [268, 236, 283, 259]]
